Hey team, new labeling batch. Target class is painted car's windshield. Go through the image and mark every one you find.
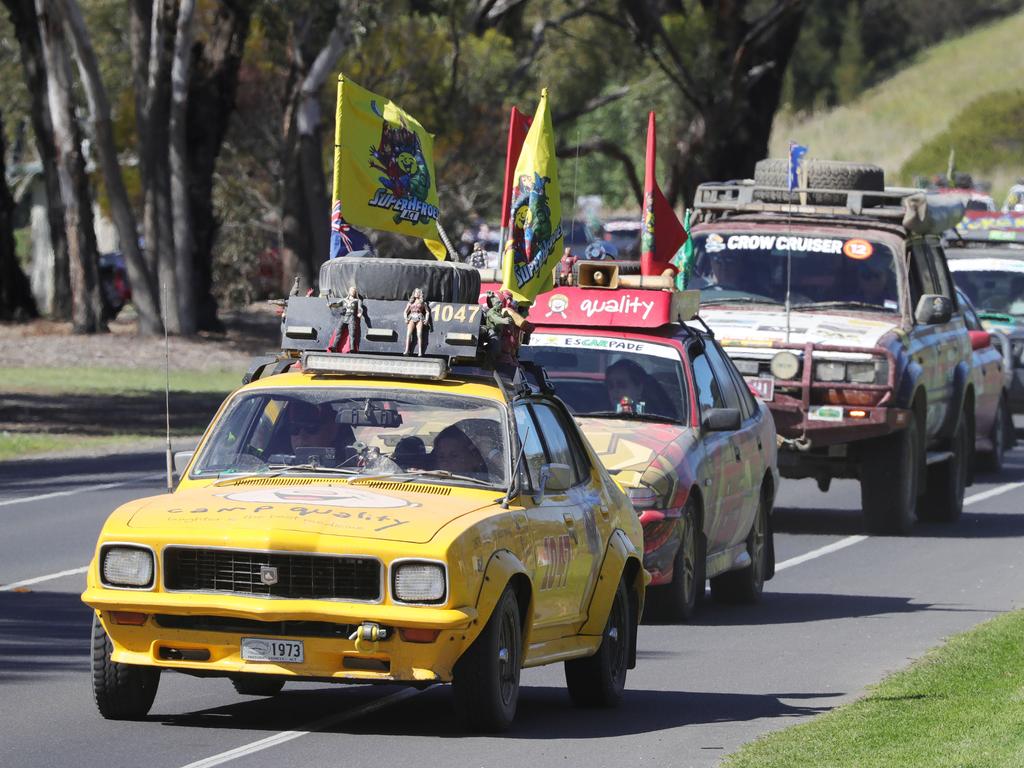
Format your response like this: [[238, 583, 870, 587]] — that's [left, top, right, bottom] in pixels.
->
[[950, 268, 1024, 317], [520, 333, 687, 423], [192, 388, 508, 488], [690, 232, 899, 312]]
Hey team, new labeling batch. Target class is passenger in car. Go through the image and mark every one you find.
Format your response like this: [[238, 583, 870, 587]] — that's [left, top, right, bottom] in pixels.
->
[[431, 425, 488, 478]]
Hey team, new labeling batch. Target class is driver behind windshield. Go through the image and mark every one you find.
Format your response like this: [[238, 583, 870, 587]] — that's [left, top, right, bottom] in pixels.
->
[[285, 401, 355, 465], [605, 358, 675, 419]]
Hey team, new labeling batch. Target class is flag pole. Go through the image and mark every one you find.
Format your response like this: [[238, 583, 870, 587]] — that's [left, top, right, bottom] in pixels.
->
[[435, 219, 458, 261]]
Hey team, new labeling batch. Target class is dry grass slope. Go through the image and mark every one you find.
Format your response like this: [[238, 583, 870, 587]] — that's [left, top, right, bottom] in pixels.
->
[[769, 10, 1024, 186]]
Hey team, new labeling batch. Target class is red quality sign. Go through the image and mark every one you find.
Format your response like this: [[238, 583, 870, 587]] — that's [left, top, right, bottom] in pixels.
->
[[533, 287, 674, 327]]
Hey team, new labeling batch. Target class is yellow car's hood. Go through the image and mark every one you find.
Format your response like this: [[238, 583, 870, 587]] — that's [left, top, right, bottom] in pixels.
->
[[127, 481, 494, 544]]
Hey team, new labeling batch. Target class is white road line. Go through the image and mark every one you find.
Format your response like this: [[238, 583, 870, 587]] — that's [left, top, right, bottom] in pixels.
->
[[775, 535, 868, 572], [775, 480, 1024, 573], [179, 687, 428, 768], [0, 566, 89, 591], [0, 474, 162, 508]]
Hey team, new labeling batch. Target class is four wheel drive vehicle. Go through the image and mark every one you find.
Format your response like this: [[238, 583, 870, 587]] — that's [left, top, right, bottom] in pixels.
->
[[508, 271, 779, 621], [956, 288, 1012, 472], [691, 159, 974, 535], [945, 217, 1024, 415], [82, 267, 646, 733]]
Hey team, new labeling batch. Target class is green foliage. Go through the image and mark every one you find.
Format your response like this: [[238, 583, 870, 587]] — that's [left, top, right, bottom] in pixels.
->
[[834, 3, 867, 104], [0, 366, 240, 394], [900, 89, 1024, 182], [725, 610, 1024, 767]]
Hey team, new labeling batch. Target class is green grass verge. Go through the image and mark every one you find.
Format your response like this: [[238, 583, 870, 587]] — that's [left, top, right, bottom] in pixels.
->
[[0, 366, 241, 394], [724, 611, 1024, 768], [769, 9, 1024, 187], [0, 432, 158, 461]]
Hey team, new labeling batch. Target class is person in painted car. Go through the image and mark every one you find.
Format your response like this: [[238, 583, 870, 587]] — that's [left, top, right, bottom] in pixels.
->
[[605, 358, 676, 419]]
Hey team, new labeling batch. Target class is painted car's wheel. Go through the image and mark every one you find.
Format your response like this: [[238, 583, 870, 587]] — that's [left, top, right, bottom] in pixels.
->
[[919, 411, 970, 523], [231, 676, 285, 696], [978, 398, 1006, 473], [565, 577, 632, 707], [647, 502, 705, 622], [452, 587, 521, 732], [710, 490, 768, 604], [91, 614, 160, 720], [862, 414, 919, 535]]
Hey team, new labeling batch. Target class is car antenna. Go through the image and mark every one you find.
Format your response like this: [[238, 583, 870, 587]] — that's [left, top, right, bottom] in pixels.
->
[[501, 425, 531, 509], [162, 282, 173, 492]]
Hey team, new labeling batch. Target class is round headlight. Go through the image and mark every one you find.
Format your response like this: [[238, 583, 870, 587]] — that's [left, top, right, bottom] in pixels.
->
[[770, 351, 800, 380], [392, 561, 446, 604], [101, 546, 154, 588]]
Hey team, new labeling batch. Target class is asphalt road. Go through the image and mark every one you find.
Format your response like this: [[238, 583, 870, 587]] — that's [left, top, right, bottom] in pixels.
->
[[3, 443, 1024, 768]]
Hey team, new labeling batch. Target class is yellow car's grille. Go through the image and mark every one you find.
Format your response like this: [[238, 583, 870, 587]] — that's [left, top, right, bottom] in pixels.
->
[[163, 548, 381, 601]]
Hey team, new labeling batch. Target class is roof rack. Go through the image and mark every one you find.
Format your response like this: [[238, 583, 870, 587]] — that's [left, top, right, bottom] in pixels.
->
[[694, 181, 915, 220]]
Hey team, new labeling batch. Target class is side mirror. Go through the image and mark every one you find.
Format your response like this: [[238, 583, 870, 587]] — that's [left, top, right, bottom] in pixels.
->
[[173, 450, 194, 477], [538, 463, 573, 496], [969, 330, 991, 351], [914, 294, 953, 325], [702, 407, 741, 432]]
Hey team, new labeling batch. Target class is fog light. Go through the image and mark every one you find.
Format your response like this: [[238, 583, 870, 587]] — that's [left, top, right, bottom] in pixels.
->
[[770, 351, 800, 380], [399, 628, 441, 643], [110, 611, 148, 625]]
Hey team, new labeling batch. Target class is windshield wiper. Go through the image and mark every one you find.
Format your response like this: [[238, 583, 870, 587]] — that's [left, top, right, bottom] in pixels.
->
[[213, 464, 362, 484], [792, 300, 891, 311], [701, 295, 782, 306], [395, 469, 496, 488], [585, 411, 684, 425]]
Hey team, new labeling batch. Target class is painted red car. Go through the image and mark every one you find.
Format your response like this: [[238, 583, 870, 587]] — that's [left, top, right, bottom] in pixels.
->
[[486, 273, 780, 620]]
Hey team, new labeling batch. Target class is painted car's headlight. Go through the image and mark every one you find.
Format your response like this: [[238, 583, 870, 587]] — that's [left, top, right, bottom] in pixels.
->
[[101, 546, 154, 588], [392, 561, 446, 604], [815, 360, 846, 382]]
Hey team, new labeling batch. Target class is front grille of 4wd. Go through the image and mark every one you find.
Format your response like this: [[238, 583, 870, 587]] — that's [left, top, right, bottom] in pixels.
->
[[163, 547, 382, 601]]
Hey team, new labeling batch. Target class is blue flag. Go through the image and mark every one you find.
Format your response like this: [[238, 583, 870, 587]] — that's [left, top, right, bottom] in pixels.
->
[[788, 142, 808, 191]]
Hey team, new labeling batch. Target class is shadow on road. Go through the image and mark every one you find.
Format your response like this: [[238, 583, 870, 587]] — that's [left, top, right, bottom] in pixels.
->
[[0, 590, 91, 682], [0, 452, 167, 495], [155, 683, 837, 739]]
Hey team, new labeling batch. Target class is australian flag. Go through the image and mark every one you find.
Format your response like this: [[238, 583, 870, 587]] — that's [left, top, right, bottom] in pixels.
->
[[330, 201, 371, 259], [788, 142, 808, 191]]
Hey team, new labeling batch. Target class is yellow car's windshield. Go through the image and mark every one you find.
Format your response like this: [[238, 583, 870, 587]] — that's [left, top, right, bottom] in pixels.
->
[[192, 387, 509, 488]]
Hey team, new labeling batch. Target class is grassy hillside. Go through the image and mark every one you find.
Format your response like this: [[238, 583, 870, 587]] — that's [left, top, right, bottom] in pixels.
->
[[769, 9, 1024, 191]]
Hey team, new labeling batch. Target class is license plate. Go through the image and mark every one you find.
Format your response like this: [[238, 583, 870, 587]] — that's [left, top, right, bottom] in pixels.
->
[[241, 637, 304, 663], [745, 376, 775, 401]]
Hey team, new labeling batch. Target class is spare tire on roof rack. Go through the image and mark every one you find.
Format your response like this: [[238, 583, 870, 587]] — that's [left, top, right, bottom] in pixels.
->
[[752, 159, 885, 205], [319, 255, 481, 303]]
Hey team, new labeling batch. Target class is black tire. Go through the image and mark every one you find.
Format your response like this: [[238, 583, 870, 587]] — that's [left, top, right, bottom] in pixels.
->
[[91, 614, 160, 720], [318, 258, 481, 303], [919, 412, 970, 522], [231, 675, 285, 696], [752, 158, 885, 204], [710, 490, 769, 604], [646, 502, 705, 622], [861, 415, 919, 535], [977, 398, 1007, 473], [565, 578, 632, 708], [452, 587, 522, 732]]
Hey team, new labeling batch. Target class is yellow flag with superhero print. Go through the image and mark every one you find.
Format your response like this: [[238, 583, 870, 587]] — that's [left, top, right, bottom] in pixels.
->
[[501, 89, 563, 304], [331, 74, 446, 260]]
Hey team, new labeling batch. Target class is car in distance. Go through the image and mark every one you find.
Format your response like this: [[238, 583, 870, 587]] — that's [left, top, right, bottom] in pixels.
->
[[82, 262, 646, 733], [692, 160, 973, 535]]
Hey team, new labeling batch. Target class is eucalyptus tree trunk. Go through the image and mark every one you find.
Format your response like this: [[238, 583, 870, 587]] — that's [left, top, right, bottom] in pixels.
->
[[58, 0, 163, 335], [34, 0, 104, 332], [4, 0, 67, 319], [0, 108, 39, 321], [169, 0, 196, 335]]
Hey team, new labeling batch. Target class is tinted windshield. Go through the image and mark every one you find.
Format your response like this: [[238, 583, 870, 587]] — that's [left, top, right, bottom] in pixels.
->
[[520, 333, 687, 422], [192, 388, 508, 487], [690, 232, 899, 311], [951, 269, 1024, 316]]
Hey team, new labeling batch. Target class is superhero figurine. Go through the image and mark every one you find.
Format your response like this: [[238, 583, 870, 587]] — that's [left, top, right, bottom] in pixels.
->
[[328, 285, 364, 352], [404, 288, 431, 356]]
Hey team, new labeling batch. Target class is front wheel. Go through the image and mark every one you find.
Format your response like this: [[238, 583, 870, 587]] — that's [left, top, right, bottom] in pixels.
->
[[977, 398, 1006, 473], [646, 502, 705, 622], [919, 411, 970, 522], [862, 415, 919, 535], [91, 615, 160, 720], [452, 587, 522, 732], [565, 577, 632, 707], [710, 490, 769, 604]]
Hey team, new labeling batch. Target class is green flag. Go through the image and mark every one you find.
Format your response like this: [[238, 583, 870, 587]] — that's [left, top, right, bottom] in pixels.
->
[[671, 209, 695, 290]]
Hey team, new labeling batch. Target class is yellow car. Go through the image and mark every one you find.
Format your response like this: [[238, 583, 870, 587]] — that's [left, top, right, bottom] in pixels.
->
[[82, 345, 645, 731]]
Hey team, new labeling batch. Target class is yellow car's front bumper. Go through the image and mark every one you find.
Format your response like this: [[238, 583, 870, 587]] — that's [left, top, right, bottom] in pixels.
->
[[83, 587, 478, 683]]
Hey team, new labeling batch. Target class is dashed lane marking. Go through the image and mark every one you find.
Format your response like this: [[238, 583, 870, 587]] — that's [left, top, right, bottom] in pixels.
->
[[178, 687, 429, 768], [775, 480, 1024, 572], [0, 566, 89, 592]]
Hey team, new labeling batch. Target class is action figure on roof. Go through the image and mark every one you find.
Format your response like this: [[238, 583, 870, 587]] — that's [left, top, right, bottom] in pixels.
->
[[404, 288, 431, 356], [329, 285, 364, 352], [469, 241, 488, 269], [482, 289, 534, 366]]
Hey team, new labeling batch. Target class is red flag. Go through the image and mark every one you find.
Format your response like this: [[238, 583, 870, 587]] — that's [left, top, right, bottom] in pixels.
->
[[640, 111, 686, 276], [500, 106, 533, 228]]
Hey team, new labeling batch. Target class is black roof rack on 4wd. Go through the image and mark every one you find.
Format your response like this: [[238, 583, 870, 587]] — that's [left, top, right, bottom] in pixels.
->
[[694, 182, 964, 236]]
